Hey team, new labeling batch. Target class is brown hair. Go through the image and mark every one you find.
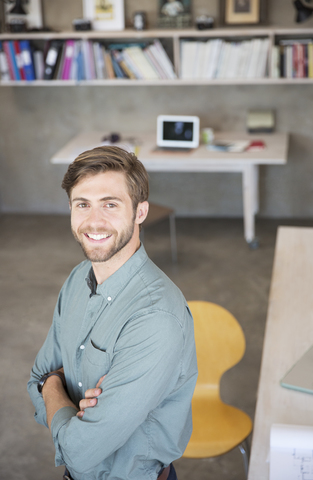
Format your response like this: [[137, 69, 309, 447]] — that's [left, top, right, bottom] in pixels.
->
[[62, 146, 149, 211]]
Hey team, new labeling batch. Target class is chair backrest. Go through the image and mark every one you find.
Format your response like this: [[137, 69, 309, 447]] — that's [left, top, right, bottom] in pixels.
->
[[188, 301, 246, 388]]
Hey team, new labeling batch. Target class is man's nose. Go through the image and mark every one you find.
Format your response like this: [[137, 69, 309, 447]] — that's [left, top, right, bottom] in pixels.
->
[[88, 207, 106, 225]]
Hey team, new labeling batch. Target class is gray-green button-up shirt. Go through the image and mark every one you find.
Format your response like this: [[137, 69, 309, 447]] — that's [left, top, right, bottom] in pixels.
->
[[28, 245, 197, 480]]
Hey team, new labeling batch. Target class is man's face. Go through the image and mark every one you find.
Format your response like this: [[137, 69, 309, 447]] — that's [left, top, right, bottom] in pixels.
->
[[70, 171, 142, 264]]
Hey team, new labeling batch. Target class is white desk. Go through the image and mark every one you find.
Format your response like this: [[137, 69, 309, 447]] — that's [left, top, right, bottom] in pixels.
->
[[248, 226, 313, 479], [51, 131, 289, 245]]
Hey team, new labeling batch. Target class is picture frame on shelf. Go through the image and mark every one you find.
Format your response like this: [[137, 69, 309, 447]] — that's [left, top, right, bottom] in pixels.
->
[[83, 0, 125, 31], [158, 0, 192, 29], [220, 0, 267, 25]]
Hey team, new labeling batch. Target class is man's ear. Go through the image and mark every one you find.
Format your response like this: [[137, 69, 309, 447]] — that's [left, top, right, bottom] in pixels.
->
[[136, 201, 149, 225]]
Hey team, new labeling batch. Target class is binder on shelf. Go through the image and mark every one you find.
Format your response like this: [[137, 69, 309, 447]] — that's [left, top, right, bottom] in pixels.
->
[[61, 39, 75, 80], [3, 41, 21, 80], [33, 49, 44, 80], [44, 40, 63, 80], [3, 42, 14, 80], [20, 40, 36, 81], [76, 41, 85, 81], [13, 41, 25, 80], [0, 41, 11, 81]]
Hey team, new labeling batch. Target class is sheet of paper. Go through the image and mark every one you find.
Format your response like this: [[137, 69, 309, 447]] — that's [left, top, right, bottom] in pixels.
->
[[270, 424, 313, 480]]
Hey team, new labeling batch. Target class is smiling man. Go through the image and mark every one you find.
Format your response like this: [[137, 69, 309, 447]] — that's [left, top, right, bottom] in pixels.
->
[[27, 146, 198, 480]]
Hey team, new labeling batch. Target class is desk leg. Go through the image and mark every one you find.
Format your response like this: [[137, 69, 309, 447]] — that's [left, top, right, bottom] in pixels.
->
[[242, 165, 259, 246]]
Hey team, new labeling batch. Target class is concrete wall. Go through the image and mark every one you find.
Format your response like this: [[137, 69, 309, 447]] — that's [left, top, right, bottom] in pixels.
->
[[1, 0, 313, 216]]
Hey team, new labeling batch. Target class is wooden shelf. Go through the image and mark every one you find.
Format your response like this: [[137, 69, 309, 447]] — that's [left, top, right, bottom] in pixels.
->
[[1, 26, 313, 86]]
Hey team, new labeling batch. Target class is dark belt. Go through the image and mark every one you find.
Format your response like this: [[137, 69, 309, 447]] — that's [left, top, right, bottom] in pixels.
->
[[63, 464, 171, 480]]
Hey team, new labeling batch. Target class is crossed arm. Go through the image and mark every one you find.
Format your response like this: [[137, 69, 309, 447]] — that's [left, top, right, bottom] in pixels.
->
[[42, 369, 105, 430]]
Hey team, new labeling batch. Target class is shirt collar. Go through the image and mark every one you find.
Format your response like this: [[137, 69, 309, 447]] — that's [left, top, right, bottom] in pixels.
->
[[85, 244, 148, 303]]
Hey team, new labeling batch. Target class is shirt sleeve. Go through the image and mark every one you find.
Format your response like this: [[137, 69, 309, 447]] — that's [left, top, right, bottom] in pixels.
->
[[27, 291, 64, 428], [50, 311, 185, 474]]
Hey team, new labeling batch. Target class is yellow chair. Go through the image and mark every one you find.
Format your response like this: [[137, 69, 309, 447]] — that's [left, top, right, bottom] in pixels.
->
[[184, 301, 253, 477]]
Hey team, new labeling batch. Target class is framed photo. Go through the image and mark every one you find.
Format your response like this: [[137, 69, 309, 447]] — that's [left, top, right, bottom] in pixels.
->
[[158, 0, 192, 29], [221, 0, 267, 25], [83, 0, 124, 31]]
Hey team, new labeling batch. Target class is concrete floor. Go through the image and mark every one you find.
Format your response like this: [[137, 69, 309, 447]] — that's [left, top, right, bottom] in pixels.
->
[[1, 214, 311, 480]]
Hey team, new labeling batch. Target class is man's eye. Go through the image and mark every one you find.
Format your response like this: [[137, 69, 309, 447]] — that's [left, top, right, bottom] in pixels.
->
[[78, 203, 88, 208], [106, 203, 116, 208]]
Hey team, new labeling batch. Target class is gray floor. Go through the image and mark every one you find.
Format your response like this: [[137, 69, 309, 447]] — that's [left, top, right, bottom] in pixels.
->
[[1, 214, 311, 480]]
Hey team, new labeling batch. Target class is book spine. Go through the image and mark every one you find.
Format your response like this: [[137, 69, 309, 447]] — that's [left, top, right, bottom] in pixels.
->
[[20, 40, 36, 81], [0, 41, 11, 81], [13, 41, 25, 80], [33, 50, 44, 80], [61, 39, 75, 80], [308, 43, 313, 78], [6, 41, 21, 80], [44, 41, 62, 80]]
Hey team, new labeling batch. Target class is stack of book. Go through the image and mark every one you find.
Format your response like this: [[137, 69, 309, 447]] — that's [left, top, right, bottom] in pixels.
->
[[180, 37, 270, 79], [271, 39, 313, 78], [0, 38, 176, 82]]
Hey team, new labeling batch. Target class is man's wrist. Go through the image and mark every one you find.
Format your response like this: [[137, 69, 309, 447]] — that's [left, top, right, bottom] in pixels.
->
[[37, 372, 66, 394]]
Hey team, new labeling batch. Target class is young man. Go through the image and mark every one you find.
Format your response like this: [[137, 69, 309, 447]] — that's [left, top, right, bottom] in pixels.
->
[[27, 146, 197, 480]]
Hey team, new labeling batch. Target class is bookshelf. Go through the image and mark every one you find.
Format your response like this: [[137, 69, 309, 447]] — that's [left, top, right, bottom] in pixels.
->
[[1, 27, 313, 86]]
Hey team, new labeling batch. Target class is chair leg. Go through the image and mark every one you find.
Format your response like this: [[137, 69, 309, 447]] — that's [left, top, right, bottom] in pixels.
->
[[238, 439, 250, 479], [169, 213, 177, 263]]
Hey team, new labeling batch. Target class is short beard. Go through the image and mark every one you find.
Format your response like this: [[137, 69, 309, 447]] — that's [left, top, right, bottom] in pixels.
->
[[72, 221, 135, 264]]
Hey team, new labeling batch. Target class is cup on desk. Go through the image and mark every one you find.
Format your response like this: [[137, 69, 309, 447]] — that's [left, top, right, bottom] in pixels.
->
[[201, 128, 214, 145]]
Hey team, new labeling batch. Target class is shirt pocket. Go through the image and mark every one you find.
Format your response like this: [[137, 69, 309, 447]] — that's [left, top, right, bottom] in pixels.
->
[[82, 338, 111, 390]]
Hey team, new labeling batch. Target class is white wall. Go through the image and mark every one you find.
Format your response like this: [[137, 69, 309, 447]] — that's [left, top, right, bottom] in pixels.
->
[[1, 0, 313, 216]]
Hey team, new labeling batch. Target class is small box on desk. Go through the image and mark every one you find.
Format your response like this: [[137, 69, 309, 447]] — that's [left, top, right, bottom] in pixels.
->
[[247, 110, 275, 133]]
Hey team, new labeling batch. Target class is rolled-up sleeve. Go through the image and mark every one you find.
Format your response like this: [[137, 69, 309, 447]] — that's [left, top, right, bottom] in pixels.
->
[[27, 293, 63, 428], [50, 312, 185, 474]]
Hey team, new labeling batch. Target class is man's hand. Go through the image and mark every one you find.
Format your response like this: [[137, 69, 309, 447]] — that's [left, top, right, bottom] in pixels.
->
[[77, 375, 106, 418]]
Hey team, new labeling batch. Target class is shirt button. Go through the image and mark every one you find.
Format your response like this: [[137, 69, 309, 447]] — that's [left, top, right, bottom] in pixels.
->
[[107, 296, 112, 301], [78, 382, 82, 387], [80, 345, 85, 350]]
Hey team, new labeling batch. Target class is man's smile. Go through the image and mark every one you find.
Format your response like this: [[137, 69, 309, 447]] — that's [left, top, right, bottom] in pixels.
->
[[84, 233, 112, 241]]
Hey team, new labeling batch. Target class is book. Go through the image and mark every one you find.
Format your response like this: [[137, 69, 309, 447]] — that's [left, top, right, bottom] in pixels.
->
[[206, 39, 223, 79], [270, 45, 280, 78], [3, 41, 21, 80], [207, 140, 251, 152], [180, 40, 197, 79], [110, 50, 128, 78], [255, 38, 270, 78], [200, 40, 213, 79], [246, 38, 262, 78], [81, 39, 93, 80], [20, 40, 36, 81], [61, 39, 75, 80], [0, 41, 11, 81], [120, 49, 143, 79], [308, 42, 313, 78], [144, 47, 167, 79], [13, 41, 25, 80], [123, 46, 159, 80], [151, 40, 176, 79], [33, 49, 44, 80], [69, 41, 79, 80], [93, 42, 105, 79], [104, 50, 115, 79], [44, 40, 63, 80]]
